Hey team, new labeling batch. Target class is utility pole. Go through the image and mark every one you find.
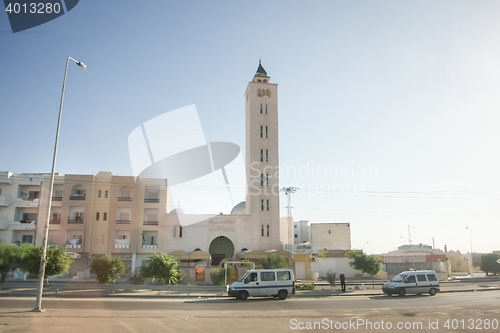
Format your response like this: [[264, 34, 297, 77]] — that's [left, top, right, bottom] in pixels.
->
[[280, 187, 298, 252]]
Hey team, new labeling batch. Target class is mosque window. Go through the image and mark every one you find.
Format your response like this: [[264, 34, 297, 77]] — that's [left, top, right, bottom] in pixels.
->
[[260, 126, 263, 138], [261, 174, 264, 186], [260, 149, 264, 162], [179, 226, 183, 238], [266, 104, 268, 114], [258, 89, 262, 97], [266, 149, 269, 162], [267, 199, 269, 211], [263, 79, 267, 83], [267, 225, 270, 236], [260, 104, 263, 113], [266, 89, 271, 97], [261, 199, 264, 211], [266, 126, 268, 138], [266, 174, 269, 186], [261, 225, 264, 236]]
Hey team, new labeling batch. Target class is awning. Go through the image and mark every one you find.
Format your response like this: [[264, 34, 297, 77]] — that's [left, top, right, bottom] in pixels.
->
[[189, 250, 211, 260], [236, 250, 266, 259], [168, 250, 190, 260], [265, 249, 292, 259]]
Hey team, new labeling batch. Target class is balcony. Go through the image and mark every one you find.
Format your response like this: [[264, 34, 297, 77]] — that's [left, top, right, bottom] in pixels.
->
[[144, 198, 159, 203], [68, 219, 84, 224], [114, 244, 130, 249], [143, 220, 159, 226], [116, 220, 131, 224], [52, 196, 63, 201], [142, 244, 158, 249], [50, 219, 61, 225], [65, 244, 82, 249], [117, 196, 132, 202], [69, 195, 85, 201]]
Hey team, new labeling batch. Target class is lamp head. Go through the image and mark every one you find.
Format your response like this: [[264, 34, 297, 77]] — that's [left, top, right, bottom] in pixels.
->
[[77, 61, 86, 69]]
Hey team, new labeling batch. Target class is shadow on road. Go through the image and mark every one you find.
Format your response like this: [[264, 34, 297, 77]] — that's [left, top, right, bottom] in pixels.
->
[[183, 297, 283, 304]]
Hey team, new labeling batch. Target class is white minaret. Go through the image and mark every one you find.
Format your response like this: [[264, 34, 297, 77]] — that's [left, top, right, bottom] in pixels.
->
[[245, 61, 281, 249]]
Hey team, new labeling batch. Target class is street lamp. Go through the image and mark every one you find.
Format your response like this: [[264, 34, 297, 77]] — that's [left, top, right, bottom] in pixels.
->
[[465, 227, 473, 278], [367, 242, 372, 254], [33, 57, 86, 312], [465, 227, 472, 254]]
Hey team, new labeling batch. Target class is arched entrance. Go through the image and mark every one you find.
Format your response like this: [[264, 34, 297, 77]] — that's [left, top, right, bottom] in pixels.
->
[[209, 236, 234, 266]]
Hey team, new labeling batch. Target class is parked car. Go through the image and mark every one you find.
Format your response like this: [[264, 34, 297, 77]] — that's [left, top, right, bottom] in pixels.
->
[[228, 269, 295, 300], [382, 270, 440, 296]]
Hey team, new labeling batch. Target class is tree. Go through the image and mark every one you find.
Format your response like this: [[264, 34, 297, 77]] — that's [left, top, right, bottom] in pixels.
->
[[20, 244, 73, 282], [480, 253, 500, 276], [90, 254, 126, 284], [0, 243, 23, 283], [140, 253, 182, 284], [210, 265, 235, 286], [346, 250, 382, 289], [325, 270, 336, 289], [256, 254, 290, 269]]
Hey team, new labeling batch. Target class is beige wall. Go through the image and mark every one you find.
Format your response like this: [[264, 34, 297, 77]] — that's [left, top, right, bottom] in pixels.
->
[[310, 223, 351, 251]]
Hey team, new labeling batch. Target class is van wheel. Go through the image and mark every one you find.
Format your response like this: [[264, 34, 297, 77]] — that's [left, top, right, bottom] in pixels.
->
[[398, 288, 406, 297], [386, 293, 392, 296], [429, 288, 437, 296], [238, 291, 249, 300], [278, 290, 288, 300]]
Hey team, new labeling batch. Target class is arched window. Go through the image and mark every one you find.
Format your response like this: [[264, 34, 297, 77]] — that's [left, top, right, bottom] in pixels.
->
[[257, 79, 261, 82], [266, 89, 271, 97], [263, 79, 267, 83], [258, 88, 261, 97], [241, 248, 248, 251]]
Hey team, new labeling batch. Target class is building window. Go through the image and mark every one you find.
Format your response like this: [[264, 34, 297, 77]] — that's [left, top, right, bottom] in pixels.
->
[[105, 190, 108, 198], [295, 234, 298, 238], [266, 104, 268, 114], [260, 149, 264, 162], [260, 104, 263, 113], [261, 174, 264, 186], [266, 150, 269, 162], [179, 226, 183, 238], [96, 212, 100, 220], [266, 174, 269, 186], [103, 212, 107, 221], [94, 235, 98, 244], [267, 225, 270, 237], [260, 126, 263, 138], [261, 199, 264, 211], [98, 190, 101, 198], [173, 226, 177, 237], [101, 235, 106, 244], [267, 199, 269, 211], [261, 225, 264, 237], [328, 230, 331, 234], [266, 126, 268, 138]]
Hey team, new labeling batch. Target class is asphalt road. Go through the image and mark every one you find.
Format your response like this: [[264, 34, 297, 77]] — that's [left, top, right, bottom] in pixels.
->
[[1, 291, 500, 310], [1, 292, 499, 332]]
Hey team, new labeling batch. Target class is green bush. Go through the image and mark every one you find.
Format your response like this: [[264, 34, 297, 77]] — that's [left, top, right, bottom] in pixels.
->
[[128, 268, 145, 285], [325, 270, 336, 288], [90, 254, 126, 284], [210, 265, 235, 286], [295, 283, 316, 290]]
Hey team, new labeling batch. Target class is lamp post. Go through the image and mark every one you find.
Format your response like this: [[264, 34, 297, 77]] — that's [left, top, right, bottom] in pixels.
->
[[465, 227, 473, 277], [33, 57, 86, 312]]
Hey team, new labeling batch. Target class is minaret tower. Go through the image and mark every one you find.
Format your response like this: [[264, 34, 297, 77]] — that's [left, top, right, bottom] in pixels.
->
[[245, 61, 281, 249]]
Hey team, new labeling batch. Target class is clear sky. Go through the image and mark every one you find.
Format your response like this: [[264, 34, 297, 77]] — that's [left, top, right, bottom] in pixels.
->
[[1, 1, 499, 254]]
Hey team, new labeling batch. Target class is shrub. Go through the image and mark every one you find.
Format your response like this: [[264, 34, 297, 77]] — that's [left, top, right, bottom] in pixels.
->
[[128, 268, 145, 285], [90, 254, 126, 284], [295, 283, 316, 290], [326, 270, 336, 288], [210, 265, 235, 286]]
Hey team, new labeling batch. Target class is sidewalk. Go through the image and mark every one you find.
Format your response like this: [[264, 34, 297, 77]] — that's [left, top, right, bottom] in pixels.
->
[[1, 278, 499, 298]]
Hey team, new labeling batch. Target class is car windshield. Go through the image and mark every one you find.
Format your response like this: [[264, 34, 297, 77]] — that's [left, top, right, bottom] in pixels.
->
[[238, 272, 249, 282], [392, 274, 407, 282]]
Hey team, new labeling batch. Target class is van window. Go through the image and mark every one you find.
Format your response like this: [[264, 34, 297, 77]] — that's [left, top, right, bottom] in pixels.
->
[[277, 271, 291, 280], [260, 272, 275, 281], [417, 274, 427, 282], [427, 274, 438, 281], [392, 274, 407, 282], [406, 275, 416, 283]]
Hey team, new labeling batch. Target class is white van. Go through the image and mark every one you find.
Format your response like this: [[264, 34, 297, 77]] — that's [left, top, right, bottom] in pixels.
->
[[383, 270, 440, 296], [228, 269, 295, 300]]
